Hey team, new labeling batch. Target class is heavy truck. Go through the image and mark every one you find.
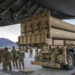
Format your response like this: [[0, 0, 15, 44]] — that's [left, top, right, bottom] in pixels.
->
[[17, 11, 75, 70]]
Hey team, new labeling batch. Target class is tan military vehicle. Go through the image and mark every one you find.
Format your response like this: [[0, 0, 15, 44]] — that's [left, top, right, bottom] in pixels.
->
[[17, 11, 75, 70]]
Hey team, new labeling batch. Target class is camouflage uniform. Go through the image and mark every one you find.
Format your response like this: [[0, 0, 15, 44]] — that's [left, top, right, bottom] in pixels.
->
[[0, 50, 3, 63], [2, 49, 12, 71], [11, 49, 18, 68], [18, 50, 25, 69]]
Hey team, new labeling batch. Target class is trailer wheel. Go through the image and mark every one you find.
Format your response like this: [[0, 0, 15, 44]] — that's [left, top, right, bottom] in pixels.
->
[[65, 52, 74, 70]]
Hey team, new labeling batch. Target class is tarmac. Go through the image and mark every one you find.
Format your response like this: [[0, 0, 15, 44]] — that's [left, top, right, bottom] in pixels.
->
[[0, 50, 75, 75]]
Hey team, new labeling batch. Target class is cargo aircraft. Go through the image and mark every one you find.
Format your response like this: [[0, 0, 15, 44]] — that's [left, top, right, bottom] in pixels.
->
[[0, 0, 75, 26]]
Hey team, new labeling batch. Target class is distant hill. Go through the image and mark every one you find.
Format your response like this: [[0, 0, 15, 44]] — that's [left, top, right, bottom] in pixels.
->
[[0, 38, 18, 48]]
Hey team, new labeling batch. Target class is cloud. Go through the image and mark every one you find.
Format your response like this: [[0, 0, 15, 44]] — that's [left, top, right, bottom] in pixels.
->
[[63, 19, 75, 25], [0, 24, 21, 42]]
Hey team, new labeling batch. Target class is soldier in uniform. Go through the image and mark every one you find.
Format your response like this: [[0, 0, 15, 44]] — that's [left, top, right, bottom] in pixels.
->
[[11, 47, 18, 69], [0, 50, 3, 63], [18, 47, 25, 70], [2, 48, 12, 71]]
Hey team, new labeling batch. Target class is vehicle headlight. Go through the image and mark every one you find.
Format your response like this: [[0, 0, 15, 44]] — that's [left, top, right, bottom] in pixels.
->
[[57, 55, 64, 63]]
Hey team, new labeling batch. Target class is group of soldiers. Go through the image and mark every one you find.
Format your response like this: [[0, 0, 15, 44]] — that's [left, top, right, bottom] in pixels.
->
[[0, 47, 25, 71]]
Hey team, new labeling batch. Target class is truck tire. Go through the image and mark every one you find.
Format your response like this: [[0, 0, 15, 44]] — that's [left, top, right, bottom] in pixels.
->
[[65, 52, 74, 70], [42, 66, 49, 68]]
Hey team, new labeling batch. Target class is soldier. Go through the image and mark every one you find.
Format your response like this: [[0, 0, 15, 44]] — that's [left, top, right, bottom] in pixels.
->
[[29, 47, 33, 58], [18, 47, 25, 70], [11, 47, 18, 69], [0, 50, 3, 63], [2, 48, 12, 71]]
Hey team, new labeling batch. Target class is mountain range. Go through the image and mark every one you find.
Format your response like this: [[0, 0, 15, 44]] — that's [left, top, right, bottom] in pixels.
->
[[0, 38, 18, 48]]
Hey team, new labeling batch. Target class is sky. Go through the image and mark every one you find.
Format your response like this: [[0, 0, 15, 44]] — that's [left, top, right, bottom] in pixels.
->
[[0, 24, 21, 42], [63, 19, 75, 25], [0, 19, 75, 42]]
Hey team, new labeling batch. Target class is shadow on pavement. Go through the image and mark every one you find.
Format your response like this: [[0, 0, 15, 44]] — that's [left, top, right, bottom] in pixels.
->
[[0, 70, 30, 75]]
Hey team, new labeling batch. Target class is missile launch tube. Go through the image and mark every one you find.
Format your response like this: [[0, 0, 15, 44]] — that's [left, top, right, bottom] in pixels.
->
[[50, 17, 75, 32], [51, 28, 75, 40]]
